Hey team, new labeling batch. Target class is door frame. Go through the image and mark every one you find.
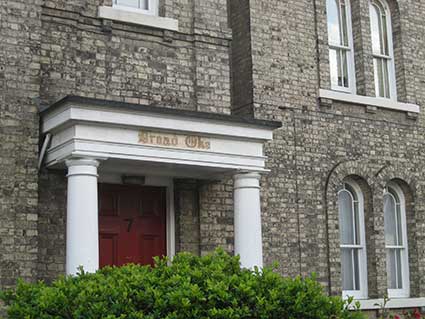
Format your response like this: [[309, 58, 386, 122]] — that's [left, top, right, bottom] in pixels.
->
[[98, 173, 175, 260]]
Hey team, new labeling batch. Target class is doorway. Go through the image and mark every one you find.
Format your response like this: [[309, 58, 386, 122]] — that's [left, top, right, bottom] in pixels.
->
[[98, 183, 167, 267]]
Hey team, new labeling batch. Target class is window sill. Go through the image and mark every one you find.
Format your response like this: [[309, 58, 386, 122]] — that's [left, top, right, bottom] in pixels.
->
[[98, 6, 179, 32], [357, 298, 425, 310], [319, 89, 420, 114]]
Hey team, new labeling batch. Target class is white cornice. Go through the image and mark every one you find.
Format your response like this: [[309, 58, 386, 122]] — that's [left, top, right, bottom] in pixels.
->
[[40, 102, 276, 175], [42, 103, 275, 141]]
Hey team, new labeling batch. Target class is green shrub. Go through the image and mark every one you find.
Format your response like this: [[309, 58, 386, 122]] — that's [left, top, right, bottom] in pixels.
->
[[0, 249, 364, 319]]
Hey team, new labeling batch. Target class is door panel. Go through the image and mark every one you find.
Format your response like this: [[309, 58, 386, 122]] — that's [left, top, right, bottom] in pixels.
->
[[99, 233, 118, 266], [139, 234, 162, 266], [98, 184, 166, 268], [99, 190, 119, 216]]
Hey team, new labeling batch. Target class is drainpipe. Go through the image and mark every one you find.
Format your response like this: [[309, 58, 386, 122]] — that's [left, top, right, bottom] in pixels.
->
[[38, 133, 51, 171]]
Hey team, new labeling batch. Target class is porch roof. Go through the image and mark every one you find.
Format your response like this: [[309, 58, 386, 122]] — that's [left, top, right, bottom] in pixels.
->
[[40, 95, 282, 130], [39, 96, 281, 178]]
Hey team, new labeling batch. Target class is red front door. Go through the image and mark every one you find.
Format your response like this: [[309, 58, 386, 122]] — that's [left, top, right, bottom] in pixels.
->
[[98, 183, 167, 267]]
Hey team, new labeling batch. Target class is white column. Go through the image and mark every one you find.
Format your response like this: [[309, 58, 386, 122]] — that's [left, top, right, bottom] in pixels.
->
[[233, 172, 263, 269], [65, 158, 100, 275]]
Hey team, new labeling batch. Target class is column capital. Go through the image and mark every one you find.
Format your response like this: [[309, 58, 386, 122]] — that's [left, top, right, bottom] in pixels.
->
[[66, 158, 99, 178], [65, 158, 100, 168], [233, 172, 261, 190]]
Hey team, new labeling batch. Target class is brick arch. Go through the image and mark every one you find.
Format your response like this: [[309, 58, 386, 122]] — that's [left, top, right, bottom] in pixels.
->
[[375, 164, 417, 190], [326, 161, 377, 196]]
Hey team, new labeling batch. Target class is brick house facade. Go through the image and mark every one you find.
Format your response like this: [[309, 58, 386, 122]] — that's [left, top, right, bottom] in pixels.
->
[[1, 0, 425, 316]]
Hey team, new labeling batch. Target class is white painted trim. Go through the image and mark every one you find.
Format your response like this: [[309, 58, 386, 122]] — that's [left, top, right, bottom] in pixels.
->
[[358, 298, 425, 310], [45, 139, 268, 172], [98, 6, 178, 31], [41, 101, 275, 178], [42, 104, 274, 141], [319, 89, 420, 113]]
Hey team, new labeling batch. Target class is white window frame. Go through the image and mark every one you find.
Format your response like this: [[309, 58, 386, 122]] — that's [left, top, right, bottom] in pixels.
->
[[369, 0, 397, 100], [384, 182, 410, 298], [338, 180, 368, 300], [113, 0, 158, 16], [326, 0, 357, 94]]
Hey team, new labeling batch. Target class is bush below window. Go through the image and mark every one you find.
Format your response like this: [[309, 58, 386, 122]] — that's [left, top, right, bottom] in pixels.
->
[[0, 249, 365, 319]]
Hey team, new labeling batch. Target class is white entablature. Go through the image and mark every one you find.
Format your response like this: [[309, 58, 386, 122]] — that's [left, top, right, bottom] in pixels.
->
[[40, 96, 281, 178]]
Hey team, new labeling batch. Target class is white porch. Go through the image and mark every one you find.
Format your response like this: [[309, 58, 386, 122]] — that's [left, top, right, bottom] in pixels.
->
[[40, 96, 281, 274]]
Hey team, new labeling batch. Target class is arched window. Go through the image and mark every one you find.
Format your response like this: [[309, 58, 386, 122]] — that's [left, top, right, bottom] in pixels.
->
[[338, 181, 368, 299], [384, 183, 409, 297], [326, 0, 356, 93], [369, 0, 396, 99], [114, 0, 158, 15]]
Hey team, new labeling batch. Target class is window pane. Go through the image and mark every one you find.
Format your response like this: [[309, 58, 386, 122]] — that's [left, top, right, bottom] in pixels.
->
[[373, 58, 378, 95], [341, 50, 349, 87], [384, 193, 397, 246], [370, 2, 389, 55], [396, 249, 403, 288], [373, 57, 391, 98], [382, 13, 389, 55], [346, 183, 358, 201], [383, 59, 390, 98], [116, 0, 148, 10], [373, 58, 385, 97], [327, 0, 342, 45], [340, 1, 349, 46], [387, 249, 403, 289], [141, 0, 149, 10], [342, 248, 355, 290], [337, 50, 343, 87], [353, 249, 360, 290], [354, 201, 360, 245], [341, 248, 360, 291], [116, 0, 139, 9], [371, 4, 383, 54], [330, 49, 350, 89], [387, 249, 397, 289], [396, 204, 403, 246], [339, 190, 355, 245], [388, 187, 402, 245], [330, 49, 344, 88]]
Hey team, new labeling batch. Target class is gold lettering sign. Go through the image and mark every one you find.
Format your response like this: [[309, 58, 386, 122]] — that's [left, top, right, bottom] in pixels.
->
[[139, 130, 211, 150]]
